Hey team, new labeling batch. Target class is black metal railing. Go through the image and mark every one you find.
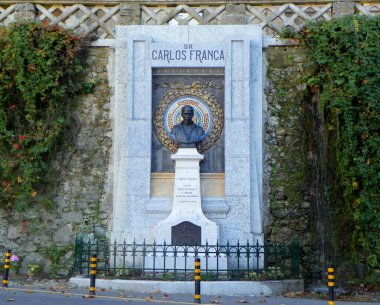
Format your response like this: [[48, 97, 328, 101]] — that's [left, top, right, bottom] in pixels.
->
[[73, 236, 300, 281]]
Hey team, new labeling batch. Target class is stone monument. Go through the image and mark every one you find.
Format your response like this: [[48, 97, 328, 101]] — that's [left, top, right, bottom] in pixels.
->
[[153, 105, 219, 245], [112, 25, 263, 251]]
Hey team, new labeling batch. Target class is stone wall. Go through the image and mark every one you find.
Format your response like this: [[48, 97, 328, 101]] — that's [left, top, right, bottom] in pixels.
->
[[264, 46, 319, 280], [0, 47, 113, 275]]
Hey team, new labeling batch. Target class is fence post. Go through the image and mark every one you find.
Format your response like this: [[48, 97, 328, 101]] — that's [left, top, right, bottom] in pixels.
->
[[2, 250, 11, 287], [194, 257, 201, 303], [74, 235, 84, 274], [327, 266, 335, 305], [290, 240, 300, 278], [89, 255, 97, 296]]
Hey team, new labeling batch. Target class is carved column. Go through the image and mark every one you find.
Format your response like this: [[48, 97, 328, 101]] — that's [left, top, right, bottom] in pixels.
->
[[14, 3, 36, 22], [118, 3, 141, 25]]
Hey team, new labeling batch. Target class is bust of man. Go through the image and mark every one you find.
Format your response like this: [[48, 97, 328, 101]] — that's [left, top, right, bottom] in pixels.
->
[[171, 105, 205, 148]]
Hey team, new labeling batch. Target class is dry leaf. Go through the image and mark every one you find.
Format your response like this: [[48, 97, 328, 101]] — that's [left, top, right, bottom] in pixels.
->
[[6, 299, 15, 302], [237, 300, 248, 303], [210, 300, 220, 304], [25, 290, 33, 294], [82, 295, 95, 299]]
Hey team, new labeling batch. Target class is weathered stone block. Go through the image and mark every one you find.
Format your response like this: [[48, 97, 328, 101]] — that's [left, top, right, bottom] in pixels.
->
[[333, 1, 355, 17], [14, 3, 36, 22], [53, 224, 73, 244], [222, 4, 247, 25], [7, 225, 21, 240], [119, 3, 141, 25]]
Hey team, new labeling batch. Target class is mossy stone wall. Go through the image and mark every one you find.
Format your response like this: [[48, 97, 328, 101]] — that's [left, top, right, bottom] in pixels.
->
[[0, 47, 113, 275], [264, 46, 318, 279]]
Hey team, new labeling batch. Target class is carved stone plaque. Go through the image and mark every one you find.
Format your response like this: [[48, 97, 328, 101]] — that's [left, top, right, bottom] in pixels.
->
[[171, 221, 201, 246]]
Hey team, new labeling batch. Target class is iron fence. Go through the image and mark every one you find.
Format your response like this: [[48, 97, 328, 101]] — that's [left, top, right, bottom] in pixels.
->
[[74, 236, 300, 281]]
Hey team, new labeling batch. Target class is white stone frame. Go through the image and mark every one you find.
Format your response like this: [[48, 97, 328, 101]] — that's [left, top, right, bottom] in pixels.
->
[[112, 25, 263, 244]]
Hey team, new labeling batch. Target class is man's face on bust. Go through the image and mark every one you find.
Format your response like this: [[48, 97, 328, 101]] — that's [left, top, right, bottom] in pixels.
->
[[182, 106, 194, 125]]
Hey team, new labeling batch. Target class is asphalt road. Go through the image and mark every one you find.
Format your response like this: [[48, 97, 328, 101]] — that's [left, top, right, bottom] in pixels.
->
[[0, 286, 378, 305]]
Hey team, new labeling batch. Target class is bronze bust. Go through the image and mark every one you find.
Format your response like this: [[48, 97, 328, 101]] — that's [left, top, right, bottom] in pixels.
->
[[171, 105, 205, 148]]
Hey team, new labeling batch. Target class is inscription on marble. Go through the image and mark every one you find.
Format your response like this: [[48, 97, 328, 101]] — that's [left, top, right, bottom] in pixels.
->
[[172, 221, 201, 246], [151, 43, 225, 67], [175, 177, 198, 204]]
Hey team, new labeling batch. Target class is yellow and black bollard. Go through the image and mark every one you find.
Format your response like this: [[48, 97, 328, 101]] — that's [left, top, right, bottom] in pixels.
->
[[2, 250, 11, 287], [89, 254, 97, 296], [327, 266, 334, 305], [194, 257, 201, 303]]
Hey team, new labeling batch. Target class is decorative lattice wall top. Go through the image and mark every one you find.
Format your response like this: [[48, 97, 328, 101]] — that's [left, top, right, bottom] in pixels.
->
[[0, 2, 379, 39], [141, 3, 333, 36], [355, 3, 380, 15], [0, 3, 120, 38]]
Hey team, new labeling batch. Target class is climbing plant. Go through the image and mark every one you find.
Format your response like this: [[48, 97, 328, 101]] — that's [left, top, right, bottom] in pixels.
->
[[0, 22, 86, 210], [290, 15, 380, 269]]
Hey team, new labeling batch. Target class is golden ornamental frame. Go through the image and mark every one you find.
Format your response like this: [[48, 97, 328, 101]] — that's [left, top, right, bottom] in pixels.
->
[[153, 81, 224, 153]]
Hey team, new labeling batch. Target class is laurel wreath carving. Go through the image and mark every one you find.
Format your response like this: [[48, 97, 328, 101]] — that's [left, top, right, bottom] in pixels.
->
[[153, 81, 224, 153]]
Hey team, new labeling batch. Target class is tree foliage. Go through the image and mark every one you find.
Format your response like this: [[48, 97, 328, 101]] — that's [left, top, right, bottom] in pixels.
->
[[0, 22, 85, 210], [298, 15, 380, 268]]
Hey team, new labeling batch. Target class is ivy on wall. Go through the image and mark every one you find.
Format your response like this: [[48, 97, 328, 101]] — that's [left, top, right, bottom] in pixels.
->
[[290, 15, 380, 269], [0, 22, 86, 210]]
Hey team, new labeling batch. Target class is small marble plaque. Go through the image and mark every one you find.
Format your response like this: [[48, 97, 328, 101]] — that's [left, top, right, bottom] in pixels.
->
[[172, 221, 201, 245]]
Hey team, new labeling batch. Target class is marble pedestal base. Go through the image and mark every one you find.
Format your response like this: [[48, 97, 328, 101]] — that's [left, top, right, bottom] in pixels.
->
[[153, 148, 219, 245]]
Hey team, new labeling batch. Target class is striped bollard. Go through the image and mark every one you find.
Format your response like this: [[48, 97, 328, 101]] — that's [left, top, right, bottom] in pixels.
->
[[327, 266, 334, 305], [2, 250, 11, 287], [89, 254, 97, 296], [194, 257, 201, 303]]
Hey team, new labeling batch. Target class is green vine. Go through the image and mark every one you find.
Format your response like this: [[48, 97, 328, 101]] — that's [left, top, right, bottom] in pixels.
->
[[295, 15, 380, 268], [0, 22, 86, 210]]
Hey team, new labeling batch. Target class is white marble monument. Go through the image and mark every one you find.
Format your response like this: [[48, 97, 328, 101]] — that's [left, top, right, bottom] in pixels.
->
[[153, 148, 218, 244], [112, 25, 263, 247]]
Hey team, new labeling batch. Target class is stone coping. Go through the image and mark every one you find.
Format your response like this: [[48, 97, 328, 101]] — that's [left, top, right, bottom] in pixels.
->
[[69, 277, 304, 296]]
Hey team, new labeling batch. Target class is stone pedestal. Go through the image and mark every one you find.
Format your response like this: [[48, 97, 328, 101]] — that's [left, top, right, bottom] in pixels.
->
[[153, 148, 219, 244]]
